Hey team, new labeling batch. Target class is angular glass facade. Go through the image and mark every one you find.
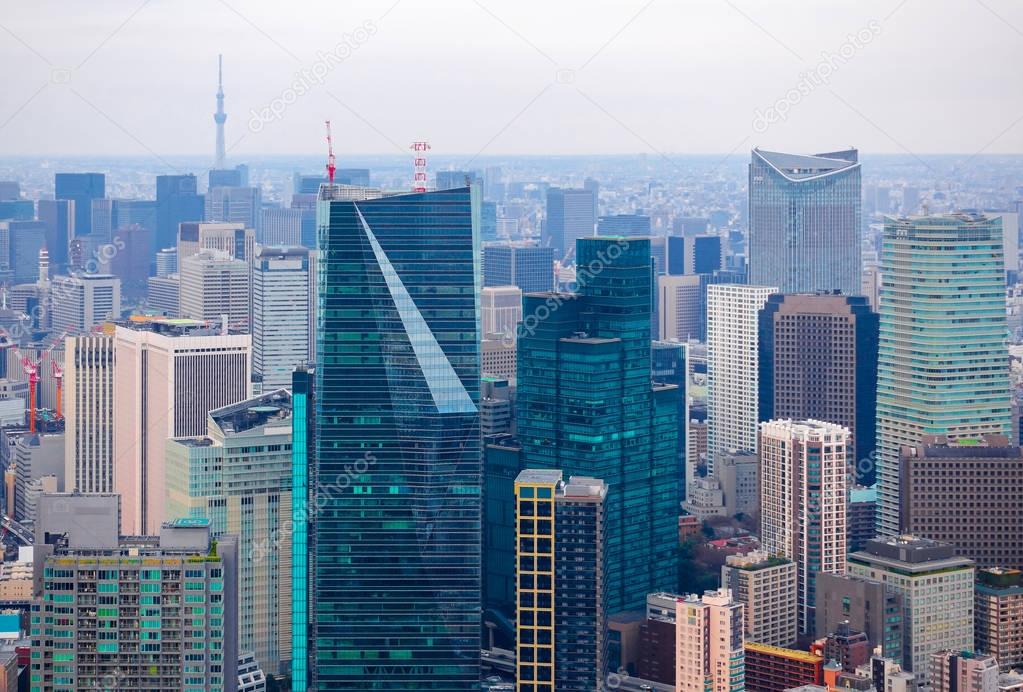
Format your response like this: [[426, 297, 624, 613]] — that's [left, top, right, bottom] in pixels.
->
[[748, 148, 861, 295], [875, 214, 1012, 535], [517, 237, 679, 614], [311, 186, 481, 689]]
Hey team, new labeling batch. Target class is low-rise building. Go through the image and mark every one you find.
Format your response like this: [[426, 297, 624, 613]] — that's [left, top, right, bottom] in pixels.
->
[[721, 551, 798, 647]]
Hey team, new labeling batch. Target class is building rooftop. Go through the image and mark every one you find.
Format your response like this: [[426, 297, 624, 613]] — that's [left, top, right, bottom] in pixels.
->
[[851, 535, 975, 572], [515, 469, 563, 486], [753, 147, 859, 181], [745, 641, 823, 665], [209, 389, 292, 434], [903, 434, 1021, 460]]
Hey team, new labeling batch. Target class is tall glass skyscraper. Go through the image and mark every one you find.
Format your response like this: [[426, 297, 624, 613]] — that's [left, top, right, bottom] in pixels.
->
[[517, 237, 679, 614], [748, 148, 861, 295], [875, 213, 1012, 535], [309, 185, 481, 689]]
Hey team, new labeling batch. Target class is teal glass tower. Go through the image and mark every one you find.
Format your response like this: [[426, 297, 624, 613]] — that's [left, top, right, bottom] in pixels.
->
[[875, 213, 1012, 535], [516, 237, 679, 614], [309, 185, 481, 689]]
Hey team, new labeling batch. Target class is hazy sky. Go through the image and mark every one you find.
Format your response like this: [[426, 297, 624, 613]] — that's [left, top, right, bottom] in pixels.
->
[[2, 0, 1023, 160]]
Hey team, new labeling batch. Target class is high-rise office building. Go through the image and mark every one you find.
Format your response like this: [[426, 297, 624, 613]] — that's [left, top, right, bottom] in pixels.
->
[[310, 185, 480, 689], [32, 498, 238, 692], [657, 274, 702, 342], [178, 249, 250, 328], [36, 199, 74, 270], [155, 247, 177, 276], [544, 188, 595, 259], [848, 537, 975, 687], [748, 148, 860, 294], [435, 170, 480, 190], [480, 200, 498, 242], [758, 292, 879, 481], [974, 568, 1023, 670], [166, 390, 294, 676], [54, 172, 104, 237], [679, 234, 724, 275], [259, 207, 303, 246], [721, 551, 798, 647], [675, 589, 746, 692], [63, 333, 115, 494], [205, 186, 261, 230], [156, 174, 204, 251], [481, 285, 522, 339], [596, 214, 651, 236], [113, 319, 251, 534], [482, 243, 555, 293], [760, 419, 849, 634], [517, 237, 679, 613], [253, 246, 309, 391], [0, 198, 34, 222], [177, 221, 255, 264], [146, 274, 180, 316], [875, 213, 1012, 536], [930, 651, 999, 692], [900, 435, 1023, 568], [482, 336, 517, 379], [706, 284, 777, 470], [107, 198, 158, 238], [50, 273, 121, 333], [336, 168, 370, 186], [514, 470, 608, 691], [7, 220, 47, 285], [652, 340, 688, 499], [209, 165, 249, 191]]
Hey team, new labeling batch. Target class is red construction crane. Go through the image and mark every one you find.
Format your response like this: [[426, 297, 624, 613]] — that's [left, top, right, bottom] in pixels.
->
[[21, 356, 39, 433], [51, 359, 63, 419], [325, 120, 336, 184]]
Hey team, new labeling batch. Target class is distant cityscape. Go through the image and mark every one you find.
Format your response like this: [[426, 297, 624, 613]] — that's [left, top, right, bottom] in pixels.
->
[[0, 33, 1020, 692]]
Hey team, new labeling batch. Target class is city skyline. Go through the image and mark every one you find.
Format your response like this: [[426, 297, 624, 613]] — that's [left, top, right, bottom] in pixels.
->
[[4, 3, 1023, 690]]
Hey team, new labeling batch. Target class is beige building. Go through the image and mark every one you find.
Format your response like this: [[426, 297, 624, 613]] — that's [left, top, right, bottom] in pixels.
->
[[760, 419, 849, 635], [113, 319, 250, 534], [63, 333, 115, 494], [930, 650, 998, 692], [721, 551, 797, 647], [176, 221, 255, 264], [481, 285, 522, 339], [178, 249, 250, 328], [482, 337, 516, 379], [658, 274, 702, 342], [675, 588, 745, 692]]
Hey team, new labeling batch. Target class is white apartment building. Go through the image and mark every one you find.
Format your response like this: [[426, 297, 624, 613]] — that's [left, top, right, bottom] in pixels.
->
[[706, 283, 776, 473]]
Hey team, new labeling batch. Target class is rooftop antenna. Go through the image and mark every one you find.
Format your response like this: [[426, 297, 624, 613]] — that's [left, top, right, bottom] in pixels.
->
[[410, 141, 430, 192], [325, 120, 336, 183]]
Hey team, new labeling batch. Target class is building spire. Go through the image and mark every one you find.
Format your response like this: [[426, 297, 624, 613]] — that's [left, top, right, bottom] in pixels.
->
[[214, 54, 227, 170]]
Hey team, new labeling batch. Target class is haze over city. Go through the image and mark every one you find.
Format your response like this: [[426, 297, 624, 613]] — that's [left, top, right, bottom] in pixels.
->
[[3, 0, 1023, 158]]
